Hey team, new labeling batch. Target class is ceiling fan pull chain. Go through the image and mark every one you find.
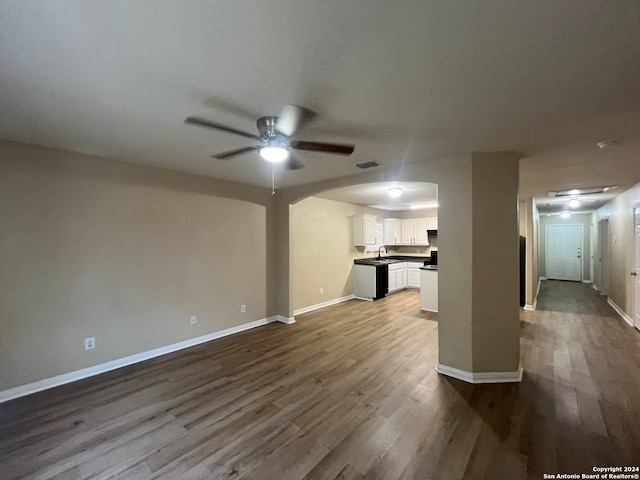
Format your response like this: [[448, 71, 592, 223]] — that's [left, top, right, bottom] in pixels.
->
[[272, 162, 276, 195]]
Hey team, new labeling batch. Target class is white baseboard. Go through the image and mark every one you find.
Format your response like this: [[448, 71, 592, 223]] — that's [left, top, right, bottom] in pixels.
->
[[293, 294, 355, 316], [607, 298, 634, 327], [582, 280, 593, 284], [524, 277, 543, 311], [592, 283, 600, 291], [435, 363, 523, 384], [0, 315, 292, 404], [353, 296, 374, 302], [275, 315, 296, 324]]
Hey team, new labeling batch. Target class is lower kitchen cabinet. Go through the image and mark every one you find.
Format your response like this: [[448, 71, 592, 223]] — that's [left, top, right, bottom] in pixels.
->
[[406, 262, 422, 289], [388, 262, 405, 292]]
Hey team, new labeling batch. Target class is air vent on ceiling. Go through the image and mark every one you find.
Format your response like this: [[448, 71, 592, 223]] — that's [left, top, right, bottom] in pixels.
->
[[354, 160, 380, 169]]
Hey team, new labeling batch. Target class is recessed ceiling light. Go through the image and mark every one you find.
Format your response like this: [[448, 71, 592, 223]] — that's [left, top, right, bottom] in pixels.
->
[[388, 187, 403, 198], [560, 211, 571, 219], [569, 199, 580, 208]]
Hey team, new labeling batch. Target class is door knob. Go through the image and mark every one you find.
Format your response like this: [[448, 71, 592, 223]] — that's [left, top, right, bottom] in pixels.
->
[[631, 272, 638, 276]]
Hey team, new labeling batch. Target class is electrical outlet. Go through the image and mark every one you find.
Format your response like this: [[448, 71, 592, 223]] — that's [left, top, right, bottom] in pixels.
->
[[320, 287, 324, 294], [190, 315, 197, 325], [240, 304, 246, 313], [84, 337, 95, 350]]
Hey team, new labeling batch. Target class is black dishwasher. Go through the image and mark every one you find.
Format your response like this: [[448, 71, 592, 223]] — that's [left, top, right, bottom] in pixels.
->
[[374, 264, 389, 300]]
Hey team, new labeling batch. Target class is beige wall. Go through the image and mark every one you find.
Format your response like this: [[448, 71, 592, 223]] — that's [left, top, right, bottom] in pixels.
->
[[291, 197, 387, 311], [538, 213, 592, 281], [470, 152, 520, 372], [0, 141, 276, 391], [593, 182, 640, 316]]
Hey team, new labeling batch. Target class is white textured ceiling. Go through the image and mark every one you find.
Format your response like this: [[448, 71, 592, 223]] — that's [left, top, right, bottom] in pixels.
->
[[1, 1, 640, 209]]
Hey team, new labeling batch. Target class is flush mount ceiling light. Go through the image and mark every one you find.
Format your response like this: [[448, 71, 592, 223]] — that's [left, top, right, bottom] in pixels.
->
[[409, 202, 439, 210], [259, 146, 289, 163], [568, 198, 580, 208], [560, 211, 571, 219], [388, 187, 403, 198]]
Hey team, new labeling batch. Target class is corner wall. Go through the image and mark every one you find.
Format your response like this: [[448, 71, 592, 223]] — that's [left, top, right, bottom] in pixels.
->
[[0, 140, 276, 391], [519, 198, 539, 307], [290, 197, 387, 312]]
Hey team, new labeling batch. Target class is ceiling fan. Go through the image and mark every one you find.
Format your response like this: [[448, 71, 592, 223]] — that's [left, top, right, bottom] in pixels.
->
[[184, 105, 355, 170]]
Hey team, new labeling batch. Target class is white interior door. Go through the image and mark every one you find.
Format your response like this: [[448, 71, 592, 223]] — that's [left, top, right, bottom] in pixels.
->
[[634, 206, 640, 331], [546, 224, 583, 281]]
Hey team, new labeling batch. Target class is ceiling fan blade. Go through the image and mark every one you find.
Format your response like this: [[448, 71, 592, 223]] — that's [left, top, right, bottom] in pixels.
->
[[290, 140, 355, 155], [275, 105, 316, 137], [211, 145, 259, 159], [185, 116, 260, 140], [286, 155, 304, 170]]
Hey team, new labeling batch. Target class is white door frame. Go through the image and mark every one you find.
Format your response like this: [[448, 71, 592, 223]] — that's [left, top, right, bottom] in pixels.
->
[[545, 223, 584, 281], [598, 218, 610, 296], [633, 204, 640, 331]]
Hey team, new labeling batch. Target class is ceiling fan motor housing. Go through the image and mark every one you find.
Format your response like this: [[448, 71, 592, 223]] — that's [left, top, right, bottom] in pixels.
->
[[257, 116, 280, 138], [257, 116, 289, 148]]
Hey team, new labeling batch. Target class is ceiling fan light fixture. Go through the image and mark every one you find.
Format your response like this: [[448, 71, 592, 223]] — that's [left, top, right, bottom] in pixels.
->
[[388, 187, 403, 198], [259, 146, 289, 163]]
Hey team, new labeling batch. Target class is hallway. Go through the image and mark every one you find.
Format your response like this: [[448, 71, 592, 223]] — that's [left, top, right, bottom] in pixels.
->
[[519, 279, 640, 473]]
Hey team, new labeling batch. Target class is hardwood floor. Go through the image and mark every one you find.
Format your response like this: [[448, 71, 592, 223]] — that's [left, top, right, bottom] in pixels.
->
[[1, 282, 639, 479]]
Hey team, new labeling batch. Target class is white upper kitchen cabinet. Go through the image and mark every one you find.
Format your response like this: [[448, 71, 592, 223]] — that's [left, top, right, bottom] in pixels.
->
[[384, 218, 429, 246], [400, 219, 414, 244], [400, 218, 429, 246], [353, 214, 377, 246], [426, 217, 438, 230], [413, 218, 428, 245], [383, 218, 402, 246]]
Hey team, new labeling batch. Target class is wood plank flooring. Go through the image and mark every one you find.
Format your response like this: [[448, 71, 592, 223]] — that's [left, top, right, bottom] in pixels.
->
[[1, 281, 639, 479]]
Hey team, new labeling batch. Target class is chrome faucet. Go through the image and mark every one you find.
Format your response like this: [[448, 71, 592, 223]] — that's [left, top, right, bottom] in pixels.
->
[[377, 246, 387, 259]]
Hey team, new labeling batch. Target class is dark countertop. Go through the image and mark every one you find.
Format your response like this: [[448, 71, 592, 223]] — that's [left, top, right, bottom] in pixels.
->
[[420, 265, 438, 271], [354, 255, 435, 266]]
